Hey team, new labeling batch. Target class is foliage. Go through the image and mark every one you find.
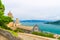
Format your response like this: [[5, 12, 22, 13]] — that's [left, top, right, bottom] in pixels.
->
[[0, 16, 13, 24], [0, 0, 5, 15], [0, 0, 18, 37], [58, 37, 60, 40], [0, 0, 13, 29], [14, 28, 24, 33], [32, 32, 54, 38], [7, 30, 18, 37], [0, 28, 18, 37], [0, 26, 12, 30]]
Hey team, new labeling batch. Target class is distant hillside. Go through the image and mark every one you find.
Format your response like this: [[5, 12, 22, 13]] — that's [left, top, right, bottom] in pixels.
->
[[45, 20, 60, 25], [20, 20, 52, 23]]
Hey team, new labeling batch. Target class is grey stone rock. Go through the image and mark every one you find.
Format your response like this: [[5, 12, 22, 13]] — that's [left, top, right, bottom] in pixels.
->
[[0, 29, 21, 40]]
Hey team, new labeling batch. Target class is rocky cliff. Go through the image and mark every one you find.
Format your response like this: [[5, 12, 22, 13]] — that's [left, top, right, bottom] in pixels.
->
[[0, 29, 21, 40]]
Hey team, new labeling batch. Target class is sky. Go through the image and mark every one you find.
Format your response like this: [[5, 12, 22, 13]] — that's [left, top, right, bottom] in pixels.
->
[[2, 0, 60, 20]]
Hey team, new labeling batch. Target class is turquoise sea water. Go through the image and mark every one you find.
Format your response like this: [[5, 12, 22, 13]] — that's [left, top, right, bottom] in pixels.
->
[[21, 22, 60, 34]]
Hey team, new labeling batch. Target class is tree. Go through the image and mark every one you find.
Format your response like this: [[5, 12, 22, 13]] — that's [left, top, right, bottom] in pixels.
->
[[0, 0, 5, 16], [0, 0, 13, 29]]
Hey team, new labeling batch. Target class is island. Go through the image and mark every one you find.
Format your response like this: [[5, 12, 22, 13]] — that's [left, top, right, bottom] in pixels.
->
[[45, 20, 60, 25]]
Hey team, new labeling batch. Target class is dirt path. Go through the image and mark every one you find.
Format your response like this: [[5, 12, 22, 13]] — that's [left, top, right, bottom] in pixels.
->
[[18, 33, 58, 40]]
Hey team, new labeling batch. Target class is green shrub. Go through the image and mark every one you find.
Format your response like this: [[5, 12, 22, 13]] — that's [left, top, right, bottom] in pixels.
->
[[7, 30, 18, 37], [58, 37, 60, 40], [14, 28, 24, 33], [0, 26, 12, 30], [32, 32, 54, 38]]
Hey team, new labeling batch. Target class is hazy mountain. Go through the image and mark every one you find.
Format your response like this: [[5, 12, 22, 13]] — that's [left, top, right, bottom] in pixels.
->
[[20, 20, 53, 23]]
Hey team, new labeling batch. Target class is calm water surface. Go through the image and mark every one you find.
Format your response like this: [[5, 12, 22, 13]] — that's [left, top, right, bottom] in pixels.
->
[[21, 22, 60, 34]]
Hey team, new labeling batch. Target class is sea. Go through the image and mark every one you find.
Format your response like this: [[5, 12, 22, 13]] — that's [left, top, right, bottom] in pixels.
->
[[21, 22, 60, 34]]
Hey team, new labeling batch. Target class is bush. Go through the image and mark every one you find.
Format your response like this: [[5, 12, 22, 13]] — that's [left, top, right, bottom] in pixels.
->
[[0, 25, 12, 30], [14, 28, 24, 33], [32, 32, 54, 38], [58, 37, 60, 40], [7, 30, 18, 37]]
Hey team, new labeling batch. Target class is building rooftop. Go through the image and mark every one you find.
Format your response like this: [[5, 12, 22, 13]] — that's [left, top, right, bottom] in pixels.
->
[[18, 25, 33, 31]]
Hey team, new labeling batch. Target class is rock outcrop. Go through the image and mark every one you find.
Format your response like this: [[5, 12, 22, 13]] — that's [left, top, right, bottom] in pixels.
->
[[0, 29, 21, 40]]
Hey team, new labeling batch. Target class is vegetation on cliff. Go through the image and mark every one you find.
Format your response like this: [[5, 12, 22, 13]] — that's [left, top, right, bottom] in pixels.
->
[[0, 29, 21, 40], [0, 0, 13, 29], [32, 32, 54, 38], [0, 0, 18, 37], [32, 32, 60, 40]]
